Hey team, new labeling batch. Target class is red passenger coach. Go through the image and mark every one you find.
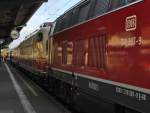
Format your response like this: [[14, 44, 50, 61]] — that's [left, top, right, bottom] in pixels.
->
[[48, 0, 150, 113]]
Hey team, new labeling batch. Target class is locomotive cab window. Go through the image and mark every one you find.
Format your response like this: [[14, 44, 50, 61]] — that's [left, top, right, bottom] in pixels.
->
[[37, 32, 43, 42], [46, 40, 48, 55]]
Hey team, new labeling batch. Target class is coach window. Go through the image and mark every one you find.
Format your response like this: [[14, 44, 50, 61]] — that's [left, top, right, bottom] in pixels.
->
[[53, 43, 62, 65], [73, 39, 88, 67], [78, 1, 91, 23], [88, 35, 107, 69], [62, 41, 67, 65], [66, 41, 73, 65], [94, 0, 110, 17]]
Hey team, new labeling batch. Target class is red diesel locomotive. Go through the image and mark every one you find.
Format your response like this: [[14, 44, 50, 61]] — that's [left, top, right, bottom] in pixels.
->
[[11, 0, 150, 113]]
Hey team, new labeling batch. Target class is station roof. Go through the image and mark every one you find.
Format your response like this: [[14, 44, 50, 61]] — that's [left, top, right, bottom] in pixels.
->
[[0, 0, 47, 47]]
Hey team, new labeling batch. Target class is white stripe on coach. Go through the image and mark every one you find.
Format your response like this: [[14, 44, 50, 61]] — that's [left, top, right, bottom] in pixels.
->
[[75, 73, 150, 94], [5, 63, 37, 113], [52, 67, 72, 74], [51, 67, 150, 94]]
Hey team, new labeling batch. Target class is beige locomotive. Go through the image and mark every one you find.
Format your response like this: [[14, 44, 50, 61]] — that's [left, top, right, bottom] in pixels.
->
[[11, 22, 52, 76]]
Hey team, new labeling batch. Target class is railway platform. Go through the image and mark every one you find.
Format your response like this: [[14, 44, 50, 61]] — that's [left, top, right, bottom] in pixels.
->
[[0, 62, 70, 113]]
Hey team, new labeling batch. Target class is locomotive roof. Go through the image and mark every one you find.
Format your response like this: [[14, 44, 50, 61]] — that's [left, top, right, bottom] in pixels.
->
[[24, 29, 40, 40], [17, 22, 52, 47], [50, 0, 90, 36], [55, 0, 89, 22]]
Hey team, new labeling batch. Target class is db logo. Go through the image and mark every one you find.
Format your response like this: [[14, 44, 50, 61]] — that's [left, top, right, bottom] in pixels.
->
[[125, 15, 137, 31]]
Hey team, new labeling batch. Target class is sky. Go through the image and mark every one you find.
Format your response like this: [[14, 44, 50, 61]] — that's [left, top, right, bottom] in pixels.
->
[[9, 0, 80, 49]]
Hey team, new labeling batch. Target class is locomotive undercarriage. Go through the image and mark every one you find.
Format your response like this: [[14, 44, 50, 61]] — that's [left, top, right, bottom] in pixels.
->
[[11, 61, 142, 113], [46, 69, 142, 113]]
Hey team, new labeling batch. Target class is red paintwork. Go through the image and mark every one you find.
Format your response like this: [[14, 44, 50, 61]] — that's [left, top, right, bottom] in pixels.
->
[[51, 1, 150, 89]]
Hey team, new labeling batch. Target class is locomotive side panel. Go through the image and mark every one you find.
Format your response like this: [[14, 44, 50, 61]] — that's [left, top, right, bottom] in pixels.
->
[[13, 23, 52, 77], [50, 0, 150, 113], [19, 36, 34, 71]]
